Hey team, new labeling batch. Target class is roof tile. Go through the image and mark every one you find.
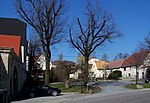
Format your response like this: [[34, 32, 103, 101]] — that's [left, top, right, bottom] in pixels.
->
[[0, 34, 21, 56], [122, 50, 150, 67], [108, 59, 125, 69]]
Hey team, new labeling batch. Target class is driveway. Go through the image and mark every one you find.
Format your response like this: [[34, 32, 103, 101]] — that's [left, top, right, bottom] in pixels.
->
[[11, 80, 135, 103]]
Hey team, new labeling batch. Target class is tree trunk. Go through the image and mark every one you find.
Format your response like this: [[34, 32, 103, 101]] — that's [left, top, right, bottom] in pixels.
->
[[136, 66, 138, 84], [44, 50, 50, 84], [83, 56, 89, 87]]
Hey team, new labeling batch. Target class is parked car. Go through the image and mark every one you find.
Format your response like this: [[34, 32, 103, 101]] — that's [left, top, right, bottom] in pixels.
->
[[26, 84, 61, 98], [145, 78, 150, 83]]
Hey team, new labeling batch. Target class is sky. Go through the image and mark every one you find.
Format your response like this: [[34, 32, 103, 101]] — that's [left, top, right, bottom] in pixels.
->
[[0, 0, 150, 62]]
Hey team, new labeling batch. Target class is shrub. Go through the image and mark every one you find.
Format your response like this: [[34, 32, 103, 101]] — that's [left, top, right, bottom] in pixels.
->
[[113, 70, 122, 77], [108, 73, 119, 80]]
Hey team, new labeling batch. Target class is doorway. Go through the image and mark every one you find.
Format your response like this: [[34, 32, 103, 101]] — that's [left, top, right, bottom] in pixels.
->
[[146, 67, 150, 78]]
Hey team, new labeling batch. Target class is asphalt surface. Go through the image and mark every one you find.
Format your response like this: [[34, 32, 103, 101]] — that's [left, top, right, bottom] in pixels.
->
[[68, 89, 150, 103], [11, 80, 148, 103]]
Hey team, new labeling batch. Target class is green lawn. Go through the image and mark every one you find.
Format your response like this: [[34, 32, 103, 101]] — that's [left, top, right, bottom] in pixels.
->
[[130, 79, 144, 82], [125, 83, 150, 89], [125, 84, 137, 89], [142, 83, 150, 88], [49, 83, 101, 94]]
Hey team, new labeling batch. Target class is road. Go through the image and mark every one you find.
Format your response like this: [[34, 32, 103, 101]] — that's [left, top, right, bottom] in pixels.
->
[[13, 89, 150, 103], [68, 89, 150, 103], [12, 80, 149, 103]]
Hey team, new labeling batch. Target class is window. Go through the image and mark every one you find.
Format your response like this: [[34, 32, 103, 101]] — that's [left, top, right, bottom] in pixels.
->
[[128, 73, 130, 77], [39, 85, 49, 90]]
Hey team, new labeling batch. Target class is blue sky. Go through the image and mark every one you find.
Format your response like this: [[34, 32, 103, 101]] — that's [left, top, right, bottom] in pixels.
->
[[0, 0, 150, 62]]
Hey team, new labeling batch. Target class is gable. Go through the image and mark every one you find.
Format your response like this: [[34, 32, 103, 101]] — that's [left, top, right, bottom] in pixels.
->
[[0, 34, 21, 56], [143, 53, 150, 67], [108, 59, 125, 69], [122, 50, 150, 67]]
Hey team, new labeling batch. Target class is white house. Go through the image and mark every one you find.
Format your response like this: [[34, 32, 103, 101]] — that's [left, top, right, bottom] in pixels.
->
[[35, 54, 52, 70], [69, 69, 81, 79], [88, 58, 108, 79], [108, 50, 150, 79]]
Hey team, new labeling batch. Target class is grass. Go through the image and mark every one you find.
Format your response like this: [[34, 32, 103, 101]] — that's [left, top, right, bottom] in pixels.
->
[[125, 83, 150, 89], [125, 84, 137, 89], [142, 83, 150, 88], [49, 83, 101, 94], [130, 79, 144, 82]]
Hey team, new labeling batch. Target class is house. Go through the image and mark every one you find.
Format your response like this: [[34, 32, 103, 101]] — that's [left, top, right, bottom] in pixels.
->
[[69, 69, 81, 80], [122, 50, 150, 79], [0, 48, 23, 100], [88, 58, 109, 79], [108, 59, 126, 77], [0, 18, 27, 100], [52, 60, 78, 80], [143, 53, 150, 78], [53, 60, 77, 69], [108, 50, 150, 79], [0, 18, 27, 68], [31, 54, 53, 82], [34, 54, 52, 70]]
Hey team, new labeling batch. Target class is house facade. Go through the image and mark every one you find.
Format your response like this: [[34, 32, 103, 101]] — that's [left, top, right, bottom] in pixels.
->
[[0, 18, 27, 100], [69, 69, 81, 80], [0, 48, 24, 100], [31, 54, 53, 82], [35, 54, 52, 70], [108, 50, 150, 79], [122, 50, 150, 79], [88, 58, 109, 79]]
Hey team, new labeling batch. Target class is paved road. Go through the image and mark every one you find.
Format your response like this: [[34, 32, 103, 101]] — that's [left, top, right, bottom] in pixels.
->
[[11, 94, 88, 103], [68, 89, 150, 103], [11, 80, 146, 103]]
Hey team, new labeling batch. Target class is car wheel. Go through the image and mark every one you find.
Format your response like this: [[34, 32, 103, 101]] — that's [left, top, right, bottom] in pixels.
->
[[51, 90, 58, 96], [29, 92, 35, 98]]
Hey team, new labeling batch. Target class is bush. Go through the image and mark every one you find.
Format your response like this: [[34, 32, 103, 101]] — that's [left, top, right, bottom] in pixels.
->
[[108, 73, 119, 80], [113, 70, 122, 77]]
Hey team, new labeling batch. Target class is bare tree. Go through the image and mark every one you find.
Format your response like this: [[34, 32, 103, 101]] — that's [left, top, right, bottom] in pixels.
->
[[29, 34, 42, 56], [101, 53, 109, 62], [114, 53, 129, 60], [69, 1, 121, 86], [15, 0, 67, 84], [76, 53, 85, 65], [28, 35, 42, 74], [58, 53, 63, 61], [138, 33, 150, 50]]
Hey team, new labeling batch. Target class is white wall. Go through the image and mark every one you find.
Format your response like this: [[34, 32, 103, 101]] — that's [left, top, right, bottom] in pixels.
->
[[88, 58, 104, 78], [37, 54, 52, 70], [112, 66, 147, 79]]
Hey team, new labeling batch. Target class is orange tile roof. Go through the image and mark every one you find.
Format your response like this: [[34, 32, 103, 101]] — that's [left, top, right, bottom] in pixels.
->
[[95, 61, 109, 70], [0, 34, 21, 56]]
